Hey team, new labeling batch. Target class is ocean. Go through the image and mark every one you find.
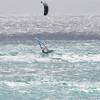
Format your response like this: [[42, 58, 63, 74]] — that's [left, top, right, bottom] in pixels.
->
[[0, 16, 100, 100]]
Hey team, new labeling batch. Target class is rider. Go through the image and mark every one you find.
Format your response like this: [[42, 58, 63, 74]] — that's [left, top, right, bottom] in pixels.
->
[[39, 42, 49, 54]]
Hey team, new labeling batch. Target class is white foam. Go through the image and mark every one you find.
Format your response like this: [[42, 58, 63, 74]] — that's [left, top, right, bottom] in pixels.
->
[[61, 54, 100, 62], [0, 55, 50, 63], [0, 16, 100, 35], [1, 53, 100, 63], [72, 81, 100, 92], [1, 81, 100, 93]]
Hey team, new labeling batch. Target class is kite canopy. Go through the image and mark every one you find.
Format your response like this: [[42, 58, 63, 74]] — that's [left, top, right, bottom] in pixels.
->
[[41, 1, 49, 16]]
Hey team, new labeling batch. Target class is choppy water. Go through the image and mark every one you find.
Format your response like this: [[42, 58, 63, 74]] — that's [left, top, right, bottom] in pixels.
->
[[0, 40, 100, 100], [0, 16, 100, 100]]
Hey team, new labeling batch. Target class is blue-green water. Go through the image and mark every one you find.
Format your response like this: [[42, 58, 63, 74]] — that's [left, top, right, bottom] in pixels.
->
[[0, 40, 100, 100]]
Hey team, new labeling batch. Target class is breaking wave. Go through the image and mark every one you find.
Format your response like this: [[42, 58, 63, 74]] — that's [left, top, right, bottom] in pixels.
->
[[0, 16, 100, 40]]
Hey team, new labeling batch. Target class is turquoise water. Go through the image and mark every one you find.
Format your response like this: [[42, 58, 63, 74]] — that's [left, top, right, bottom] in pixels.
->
[[0, 40, 100, 100]]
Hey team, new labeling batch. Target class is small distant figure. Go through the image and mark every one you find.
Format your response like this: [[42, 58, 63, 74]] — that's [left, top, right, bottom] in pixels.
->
[[39, 42, 50, 54], [35, 38, 53, 54]]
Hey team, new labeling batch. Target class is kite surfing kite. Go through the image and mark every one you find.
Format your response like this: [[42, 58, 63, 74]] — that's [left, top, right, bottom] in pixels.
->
[[41, 1, 49, 16]]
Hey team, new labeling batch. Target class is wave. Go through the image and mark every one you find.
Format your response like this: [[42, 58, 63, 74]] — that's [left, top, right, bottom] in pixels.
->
[[0, 33, 100, 45], [0, 53, 100, 63], [0, 81, 100, 93], [60, 54, 100, 62], [0, 16, 100, 41]]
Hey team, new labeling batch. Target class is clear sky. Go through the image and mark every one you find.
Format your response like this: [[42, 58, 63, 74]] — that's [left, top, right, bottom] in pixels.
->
[[0, 0, 100, 16]]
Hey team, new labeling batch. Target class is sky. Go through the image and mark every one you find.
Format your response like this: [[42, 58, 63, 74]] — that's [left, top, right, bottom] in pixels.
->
[[0, 0, 100, 16]]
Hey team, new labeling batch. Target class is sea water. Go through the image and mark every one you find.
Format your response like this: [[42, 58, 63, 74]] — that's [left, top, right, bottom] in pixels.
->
[[0, 40, 100, 100], [0, 16, 100, 100]]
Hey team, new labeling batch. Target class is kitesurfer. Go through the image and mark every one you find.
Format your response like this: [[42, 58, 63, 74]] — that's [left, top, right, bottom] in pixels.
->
[[35, 38, 53, 54], [38, 41, 53, 54]]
